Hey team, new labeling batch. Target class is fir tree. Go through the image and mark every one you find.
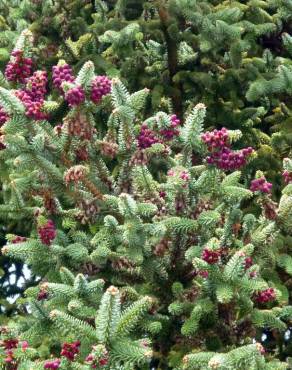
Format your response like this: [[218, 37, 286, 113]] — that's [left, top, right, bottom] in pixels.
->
[[0, 31, 292, 369], [1, 0, 291, 183]]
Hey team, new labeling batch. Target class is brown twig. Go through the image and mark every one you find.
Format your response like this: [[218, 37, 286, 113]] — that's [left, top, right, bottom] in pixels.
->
[[82, 178, 104, 200]]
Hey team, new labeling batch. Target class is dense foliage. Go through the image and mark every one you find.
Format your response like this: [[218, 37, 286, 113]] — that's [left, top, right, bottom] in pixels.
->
[[0, 2, 291, 370], [1, 1, 291, 167], [0, 28, 290, 369], [1, 0, 292, 315]]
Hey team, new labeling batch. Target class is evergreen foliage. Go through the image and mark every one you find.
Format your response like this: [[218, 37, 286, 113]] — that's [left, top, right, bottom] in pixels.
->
[[0, 0, 291, 176], [0, 30, 292, 369]]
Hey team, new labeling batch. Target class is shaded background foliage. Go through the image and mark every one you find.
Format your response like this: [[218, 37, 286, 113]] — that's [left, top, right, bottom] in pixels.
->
[[0, 0, 291, 365]]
